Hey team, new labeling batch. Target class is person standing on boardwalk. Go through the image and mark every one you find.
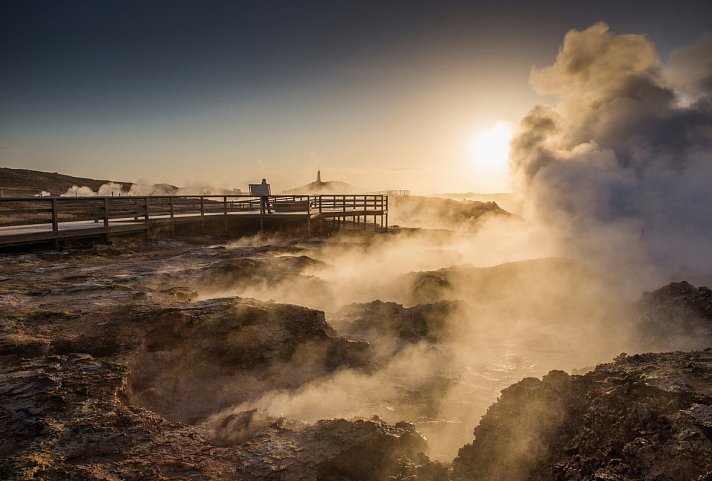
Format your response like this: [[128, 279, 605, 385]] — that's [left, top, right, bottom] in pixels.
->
[[260, 178, 271, 214]]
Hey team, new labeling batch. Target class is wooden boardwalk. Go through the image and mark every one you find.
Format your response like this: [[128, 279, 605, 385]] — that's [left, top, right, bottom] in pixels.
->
[[0, 194, 388, 247]]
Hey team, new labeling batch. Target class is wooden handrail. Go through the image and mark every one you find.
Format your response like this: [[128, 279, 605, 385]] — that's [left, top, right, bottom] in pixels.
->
[[0, 194, 388, 234]]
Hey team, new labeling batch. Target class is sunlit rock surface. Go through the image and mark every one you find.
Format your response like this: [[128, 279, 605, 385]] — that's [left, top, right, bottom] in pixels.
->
[[636, 281, 712, 350], [0, 354, 238, 481], [334, 299, 461, 344], [0, 355, 432, 481], [129, 298, 371, 423], [452, 350, 712, 481], [389, 196, 510, 230]]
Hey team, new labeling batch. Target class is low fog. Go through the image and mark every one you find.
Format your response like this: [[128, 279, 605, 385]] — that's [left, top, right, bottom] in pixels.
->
[[129, 24, 712, 462]]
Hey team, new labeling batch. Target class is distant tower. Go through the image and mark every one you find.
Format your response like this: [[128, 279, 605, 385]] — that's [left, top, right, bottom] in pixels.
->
[[316, 170, 322, 183]]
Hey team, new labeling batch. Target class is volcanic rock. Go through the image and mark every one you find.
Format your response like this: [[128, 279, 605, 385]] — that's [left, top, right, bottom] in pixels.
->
[[0, 354, 239, 481], [0, 354, 434, 481], [388, 196, 510, 231], [452, 350, 712, 481], [235, 417, 430, 481], [335, 300, 462, 344], [128, 297, 372, 423], [389, 258, 604, 312], [637, 281, 712, 350]]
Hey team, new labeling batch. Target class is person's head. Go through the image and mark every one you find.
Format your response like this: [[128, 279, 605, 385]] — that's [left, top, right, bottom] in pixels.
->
[[261, 178, 267, 183]]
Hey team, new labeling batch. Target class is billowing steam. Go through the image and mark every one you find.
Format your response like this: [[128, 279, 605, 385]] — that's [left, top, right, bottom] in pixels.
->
[[511, 23, 712, 283], [62, 181, 241, 197]]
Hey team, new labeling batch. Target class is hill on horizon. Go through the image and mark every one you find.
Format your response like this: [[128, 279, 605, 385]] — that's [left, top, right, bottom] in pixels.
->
[[0, 167, 140, 197], [282, 170, 361, 194], [0, 167, 243, 197]]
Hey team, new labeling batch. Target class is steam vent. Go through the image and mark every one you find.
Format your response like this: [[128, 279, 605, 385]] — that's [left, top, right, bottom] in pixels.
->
[[3, 2, 712, 481]]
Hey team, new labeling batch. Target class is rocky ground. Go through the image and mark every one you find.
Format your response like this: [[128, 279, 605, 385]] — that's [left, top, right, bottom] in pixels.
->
[[452, 350, 712, 481], [1, 234, 711, 480], [0, 354, 432, 481]]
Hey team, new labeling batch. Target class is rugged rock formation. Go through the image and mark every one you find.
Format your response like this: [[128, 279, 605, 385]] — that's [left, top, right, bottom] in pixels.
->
[[235, 417, 431, 481], [388, 257, 605, 310], [335, 300, 461, 344], [148, 249, 334, 309], [388, 196, 511, 231], [3, 237, 712, 481], [0, 354, 432, 481], [452, 350, 712, 481], [0, 354, 238, 481], [129, 297, 371, 423], [637, 281, 712, 350]]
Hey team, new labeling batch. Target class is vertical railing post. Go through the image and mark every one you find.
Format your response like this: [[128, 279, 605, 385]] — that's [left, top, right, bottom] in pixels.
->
[[103, 197, 109, 227], [306, 195, 311, 236], [385, 195, 389, 231], [200, 196, 205, 232], [170, 197, 175, 218], [223, 196, 228, 232], [144, 197, 150, 238], [51, 198, 59, 232]]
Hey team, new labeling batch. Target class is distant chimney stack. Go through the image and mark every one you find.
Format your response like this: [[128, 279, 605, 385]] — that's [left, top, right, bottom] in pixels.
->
[[317, 170, 322, 183]]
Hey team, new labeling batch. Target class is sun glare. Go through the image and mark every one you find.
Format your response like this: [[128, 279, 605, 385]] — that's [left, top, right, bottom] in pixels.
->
[[470, 122, 512, 166], [465, 121, 513, 191]]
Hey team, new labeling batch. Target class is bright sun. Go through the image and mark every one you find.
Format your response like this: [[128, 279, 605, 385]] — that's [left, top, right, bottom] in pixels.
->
[[466, 121, 513, 191], [470, 122, 512, 167]]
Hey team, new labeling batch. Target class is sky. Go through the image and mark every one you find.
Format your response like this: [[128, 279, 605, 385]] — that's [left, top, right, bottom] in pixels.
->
[[1, 0, 711, 193]]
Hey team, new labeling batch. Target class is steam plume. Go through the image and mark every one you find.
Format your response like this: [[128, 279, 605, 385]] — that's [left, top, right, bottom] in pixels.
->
[[62, 181, 239, 197], [511, 23, 712, 282]]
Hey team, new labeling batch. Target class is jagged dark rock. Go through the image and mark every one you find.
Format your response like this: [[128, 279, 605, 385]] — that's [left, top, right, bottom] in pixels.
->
[[0, 354, 239, 481], [452, 350, 712, 481], [235, 417, 430, 481], [0, 354, 432, 481], [3, 237, 712, 481], [637, 281, 712, 350], [128, 297, 372, 423], [335, 300, 461, 344]]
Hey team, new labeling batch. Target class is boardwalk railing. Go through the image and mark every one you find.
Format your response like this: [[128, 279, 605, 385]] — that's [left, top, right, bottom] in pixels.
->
[[0, 194, 388, 245]]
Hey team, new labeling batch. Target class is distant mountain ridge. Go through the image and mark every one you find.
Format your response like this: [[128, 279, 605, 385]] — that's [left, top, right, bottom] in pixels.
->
[[0, 167, 139, 197], [0, 167, 240, 197]]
